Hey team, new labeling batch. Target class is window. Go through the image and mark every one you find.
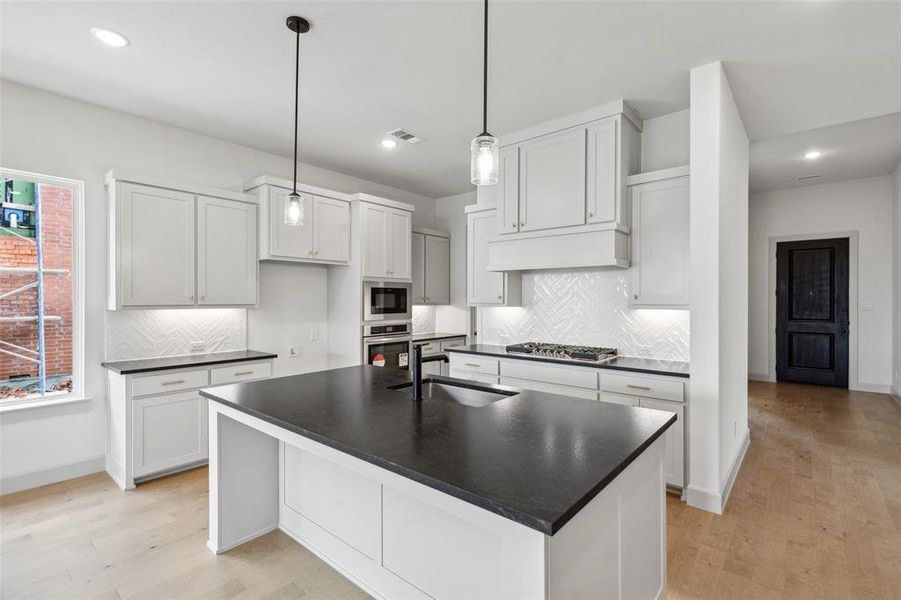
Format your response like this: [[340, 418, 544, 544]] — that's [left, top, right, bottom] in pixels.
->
[[0, 169, 83, 407]]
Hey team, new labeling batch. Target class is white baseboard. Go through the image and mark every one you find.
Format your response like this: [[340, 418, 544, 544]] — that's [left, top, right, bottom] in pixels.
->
[[685, 427, 750, 515], [747, 372, 772, 383], [1, 454, 106, 495], [720, 427, 750, 512], [851, 382, 893, 394]]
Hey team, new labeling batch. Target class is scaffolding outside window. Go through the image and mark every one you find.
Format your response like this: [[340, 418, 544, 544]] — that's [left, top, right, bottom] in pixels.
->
[[1, 171, 80, 405]]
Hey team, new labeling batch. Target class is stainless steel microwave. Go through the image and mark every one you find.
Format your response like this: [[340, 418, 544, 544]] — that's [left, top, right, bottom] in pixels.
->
[[363, 281, 412, 322]]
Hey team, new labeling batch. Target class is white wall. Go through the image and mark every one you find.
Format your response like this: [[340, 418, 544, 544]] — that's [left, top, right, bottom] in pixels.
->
[[748, 176, 894, 391], [688, 62, 750, 514], [892, 162, 901, 397], [640, 109, 690, 172], [433, 191, 475, 335], [0, 80, 435, 492]]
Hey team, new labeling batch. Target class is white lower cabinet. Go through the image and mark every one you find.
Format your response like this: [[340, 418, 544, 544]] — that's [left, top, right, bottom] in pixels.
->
[[637, 398, 685, 489], [106, 358, 274, 490], [133, 390, 207, 478], [500, 376, 598, 401]]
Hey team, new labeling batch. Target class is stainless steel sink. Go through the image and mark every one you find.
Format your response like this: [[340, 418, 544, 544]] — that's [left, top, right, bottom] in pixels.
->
[[391, 377, 518, 408]]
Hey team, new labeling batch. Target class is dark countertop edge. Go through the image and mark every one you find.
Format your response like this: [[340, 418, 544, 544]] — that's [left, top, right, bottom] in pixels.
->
[[411, 332, 468, 342], [200, 388, 677, 536], [445, 347, 690, 379], [101, 351, 278, 374]]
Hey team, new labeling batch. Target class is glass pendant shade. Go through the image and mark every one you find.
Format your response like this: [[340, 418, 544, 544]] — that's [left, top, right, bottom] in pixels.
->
[[284, 192, 304, 226], [470, 134, 499, 185]]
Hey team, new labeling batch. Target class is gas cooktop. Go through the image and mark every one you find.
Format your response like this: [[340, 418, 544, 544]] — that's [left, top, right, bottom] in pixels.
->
[[504, 342, 617, 363]]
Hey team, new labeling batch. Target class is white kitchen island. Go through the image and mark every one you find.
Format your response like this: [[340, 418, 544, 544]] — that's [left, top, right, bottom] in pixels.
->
[[202, 365, 675, 600]]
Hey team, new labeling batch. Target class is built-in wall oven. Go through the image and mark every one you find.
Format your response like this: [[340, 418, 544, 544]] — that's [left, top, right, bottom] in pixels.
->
[[363, 281, 412, 323], [362, 322, 412, 370]]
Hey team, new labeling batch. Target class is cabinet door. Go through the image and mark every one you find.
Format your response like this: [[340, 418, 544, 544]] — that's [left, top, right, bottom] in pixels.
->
[[497, 147, 520, 234], [313, 196, 350, 263], [361, 203, 389, 278], [586, 118, 618, 224], [637, 398, 684, 488], [388, 209, 412, 280], [120, 183, 195, 306], [269, 188, 314, 259], [133, 391, 207, 478], [631, 177, 690, 307], [467, 210, 504, 305], [197, 196, 257, 305], [424, 235, 450, 304], [518, 127, 586, 232], [411, 232, 426, 303]]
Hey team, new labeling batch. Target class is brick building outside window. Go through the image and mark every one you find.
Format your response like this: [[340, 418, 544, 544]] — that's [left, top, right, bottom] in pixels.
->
[[1, 170, 82, 405]]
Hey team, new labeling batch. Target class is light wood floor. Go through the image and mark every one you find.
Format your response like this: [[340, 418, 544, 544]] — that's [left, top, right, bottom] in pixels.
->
[[2, 381, 900, 599]]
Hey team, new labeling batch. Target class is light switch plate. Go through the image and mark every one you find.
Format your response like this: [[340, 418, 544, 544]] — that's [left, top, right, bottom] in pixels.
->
[[860, 302, 874, 312], [310, 328, 320, 341], [190, 341, 206, 353]]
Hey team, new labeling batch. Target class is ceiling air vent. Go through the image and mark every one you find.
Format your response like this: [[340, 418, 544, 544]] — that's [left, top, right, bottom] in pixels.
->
[[388, 128, 422, 144], [797, 174, 822, 181]]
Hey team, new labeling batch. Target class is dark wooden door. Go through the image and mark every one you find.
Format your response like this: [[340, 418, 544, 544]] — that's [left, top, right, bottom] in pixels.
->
[[776, 238, 849, 387]]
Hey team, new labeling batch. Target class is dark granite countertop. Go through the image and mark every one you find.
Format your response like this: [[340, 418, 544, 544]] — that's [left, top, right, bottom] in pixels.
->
[[200, 365, 675, 535], [446, 344, 690, 378], [411, 332, 468, 343], [101, 349, 278, 374]]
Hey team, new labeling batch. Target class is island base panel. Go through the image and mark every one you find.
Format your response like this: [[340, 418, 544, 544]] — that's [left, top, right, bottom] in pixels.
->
[[207, 402, 667, 599]]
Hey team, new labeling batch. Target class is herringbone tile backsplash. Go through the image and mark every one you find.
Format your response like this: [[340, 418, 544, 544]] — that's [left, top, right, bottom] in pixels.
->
[[106, 309, 247, 361], [478, 270, 690, 361]]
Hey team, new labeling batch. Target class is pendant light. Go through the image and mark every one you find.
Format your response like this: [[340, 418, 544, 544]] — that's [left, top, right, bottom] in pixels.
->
[[471, 0, 498, 186], [285, 16, 310, 226]]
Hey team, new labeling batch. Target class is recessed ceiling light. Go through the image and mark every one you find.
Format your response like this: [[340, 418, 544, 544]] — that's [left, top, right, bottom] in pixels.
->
[[804, 150, 822, 160], [380, 139, 398, 149], [90, 27, 130, 48]]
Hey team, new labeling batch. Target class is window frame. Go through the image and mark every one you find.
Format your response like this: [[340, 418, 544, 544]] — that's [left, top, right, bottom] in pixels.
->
[[0, 167, 85, 411]]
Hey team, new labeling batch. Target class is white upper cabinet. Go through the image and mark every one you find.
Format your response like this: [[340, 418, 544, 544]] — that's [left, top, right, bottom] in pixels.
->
[[389, 210, 412, 280], [466, 205, 521, 307], [313, 196, 351, 263], [270, 188, 314, 259], [118, 183, 196, 307], [586, 118, 618, 225], [243, 176, 351, 265], [360, 200, 413, 281], [486, 102, 641, 272], [412, 230, 451, 305], [497, 147, 520, 235], [197, 196, 257, 306], [108, 172, 258, 309], [629, 170, 690, 308], [518, 127, 586, 233]]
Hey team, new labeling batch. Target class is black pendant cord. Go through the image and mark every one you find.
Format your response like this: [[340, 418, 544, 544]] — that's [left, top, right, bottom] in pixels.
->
[[292, 27, 300, 196], [481, 0, 489, 137]]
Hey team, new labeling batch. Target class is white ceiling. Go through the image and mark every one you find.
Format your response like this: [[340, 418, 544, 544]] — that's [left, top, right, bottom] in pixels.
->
[[750, 112, 901, 193], [2, 1, 900, 198]]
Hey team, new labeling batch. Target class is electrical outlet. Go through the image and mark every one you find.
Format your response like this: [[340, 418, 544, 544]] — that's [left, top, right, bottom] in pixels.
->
[[861, 302, 874, 312], [190, 341, 206, 353], [499, 333, 510, 343], [636, 345, 653, 356], [310, 328, 320, 342], [288, 346, 300, 358]]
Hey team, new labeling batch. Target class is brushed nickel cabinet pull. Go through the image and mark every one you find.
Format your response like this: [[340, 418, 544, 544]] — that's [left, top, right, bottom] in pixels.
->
[[626, 384, 652, 391], [234, 370, 254, 376], [161, 379, 186, 386], [464, 363, 481, 368]]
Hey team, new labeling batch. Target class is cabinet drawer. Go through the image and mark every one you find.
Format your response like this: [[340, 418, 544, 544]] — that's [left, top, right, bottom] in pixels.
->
[[448, 354, 499, 376], [132, 369, 209, 397], [449, 370, 498, 385], [500, 359, 598, 390], [210, 361, 272, 385], [440, 337, 467, 351], [599, 373, 684, 402], [599, 391, 640, 407], [500, 377, 597, 401], [416, 341, 441, 356]]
